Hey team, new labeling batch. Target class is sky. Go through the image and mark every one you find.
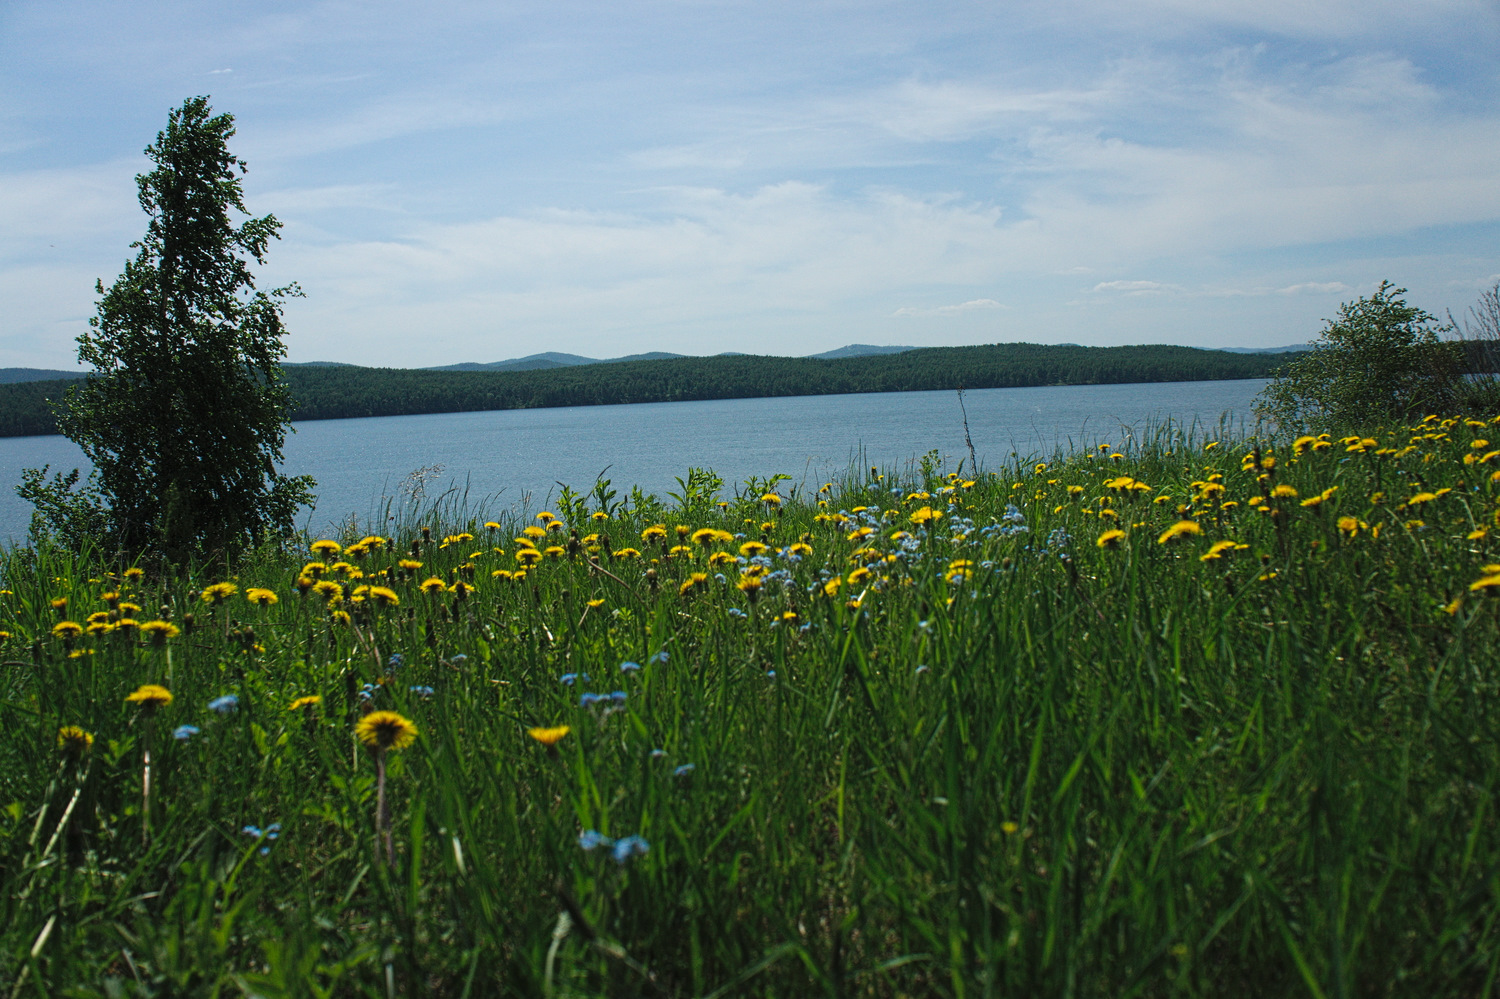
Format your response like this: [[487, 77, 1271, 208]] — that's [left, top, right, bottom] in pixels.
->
[[2, 0, 1499, 370]]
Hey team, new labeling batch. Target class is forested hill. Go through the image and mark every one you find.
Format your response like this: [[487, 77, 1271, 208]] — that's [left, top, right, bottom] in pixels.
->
[[0, 342, 1295, 437]]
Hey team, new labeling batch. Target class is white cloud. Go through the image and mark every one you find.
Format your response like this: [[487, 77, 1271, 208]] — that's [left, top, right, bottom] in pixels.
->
[[1450, 273, 1500, 290], [844, 78, 1113, 143], [1078, 0, 1495, 39], [0, 163, 142, 265], [1090, 279, 1354, 299], [1091, 280, 1180, 295], [1276, 281, 1351, 295], [892, 299, 1007, 318]]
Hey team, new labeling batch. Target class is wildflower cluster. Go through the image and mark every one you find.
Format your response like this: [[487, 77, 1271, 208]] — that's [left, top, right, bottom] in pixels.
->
[[6, 417, 1500, 994]]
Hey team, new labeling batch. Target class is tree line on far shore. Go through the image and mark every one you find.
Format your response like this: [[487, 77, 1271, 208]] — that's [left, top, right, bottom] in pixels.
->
[[0, 342, 1301, 438]]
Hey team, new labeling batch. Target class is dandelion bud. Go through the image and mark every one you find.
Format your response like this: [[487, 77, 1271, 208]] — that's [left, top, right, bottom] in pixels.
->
[[645, 569, 658, 593]]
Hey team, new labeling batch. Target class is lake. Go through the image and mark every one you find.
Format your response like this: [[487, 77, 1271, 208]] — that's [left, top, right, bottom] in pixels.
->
[[0, 378, 1268, 543]]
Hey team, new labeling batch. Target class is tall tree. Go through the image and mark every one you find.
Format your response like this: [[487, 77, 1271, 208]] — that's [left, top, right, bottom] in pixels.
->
[[22, 96, 313, 561]]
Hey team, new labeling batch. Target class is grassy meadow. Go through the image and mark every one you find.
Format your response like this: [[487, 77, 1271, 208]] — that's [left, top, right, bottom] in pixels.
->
[[3, 415, 1500, 996]]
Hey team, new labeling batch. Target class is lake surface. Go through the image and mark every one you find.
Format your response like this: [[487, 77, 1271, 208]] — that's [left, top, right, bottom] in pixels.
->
[[0, 379, 1267, 543]]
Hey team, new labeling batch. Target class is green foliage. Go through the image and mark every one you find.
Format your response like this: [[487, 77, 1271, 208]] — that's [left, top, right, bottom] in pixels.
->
[[23, 97, 313, 562], [665, 466, 724, 519], [3, 413, 1499, 994], [14, 466, 111, 554], [1255, 281, 1464, 429]]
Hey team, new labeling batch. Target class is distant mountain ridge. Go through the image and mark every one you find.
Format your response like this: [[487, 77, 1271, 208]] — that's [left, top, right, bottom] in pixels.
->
[[0, 368, 85, 384], [0, 343, 1296, 385], [0, 342, 1305, 437], [425, 344, 917, 372]]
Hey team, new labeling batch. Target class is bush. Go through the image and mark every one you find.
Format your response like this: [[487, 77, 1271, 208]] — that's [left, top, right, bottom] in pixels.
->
[[1255, 281, 1464, 429]]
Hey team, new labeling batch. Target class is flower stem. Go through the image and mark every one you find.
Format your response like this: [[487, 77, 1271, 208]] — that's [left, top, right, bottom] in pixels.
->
[[375, 747, 392, 865]]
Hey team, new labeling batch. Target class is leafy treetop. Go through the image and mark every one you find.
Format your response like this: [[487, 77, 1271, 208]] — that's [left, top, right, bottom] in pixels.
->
[[21, 96, 313, 563], [1255, 281, 1463, 430]]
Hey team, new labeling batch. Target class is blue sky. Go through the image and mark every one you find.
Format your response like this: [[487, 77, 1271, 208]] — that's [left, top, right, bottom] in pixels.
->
[[3, 0, 1498, 369]]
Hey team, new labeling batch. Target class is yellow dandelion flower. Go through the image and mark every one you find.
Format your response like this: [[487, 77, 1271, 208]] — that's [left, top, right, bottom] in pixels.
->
[[1469, 574, 1500, 592], [58, 725, 94, 755], [1096, 529, 1127, 549], [1157, 520, 1203, 545], [515, 548, 542, 565], [369, 585, 400, 607], [789, 542, 813, 557], [419, 577, 447, 594], [527, 725, 570, 747], [126, 683, 172, 707], [707, 551, 735, 567], [586, 598, 605, 608], [200, 581, 237, 604], [355, 711, 418, 751], [1270, 485, 1298, 499], [51, 620, 83, 640], [761, 493, 782, 507], [310, 539, 342, 557], [313, 579, 344, 603], [1199, 540, 1238, 562], [612, 547, 641, 560], [679, 572, 709, 596], [491, 569, 514, 581], [139, 620, 180, 644], [123, 567, 145, 581], [289, 695, 322, 711], [910, 506, 943, 526], [641, 524, 668, 542], [246, 587, 279, 606]]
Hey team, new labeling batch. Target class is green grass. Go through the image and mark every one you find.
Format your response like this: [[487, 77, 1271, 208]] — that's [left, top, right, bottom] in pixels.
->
[[2, 416, 1499, 997]]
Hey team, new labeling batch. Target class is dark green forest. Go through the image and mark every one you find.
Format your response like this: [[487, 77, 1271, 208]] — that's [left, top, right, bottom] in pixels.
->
[[0, 342, 1297, 437]]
